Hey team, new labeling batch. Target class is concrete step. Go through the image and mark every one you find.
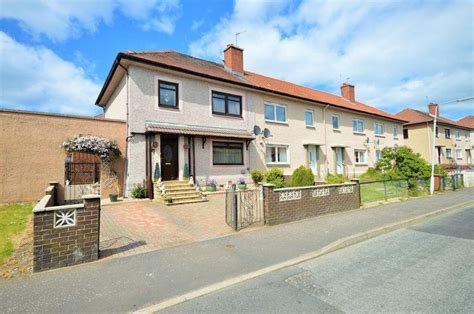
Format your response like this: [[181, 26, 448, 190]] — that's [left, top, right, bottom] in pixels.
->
[[166, 191, 202, 197], [167, 195, 205, 201], [167, 198, 208, 205], [165, 186, 197, 192]]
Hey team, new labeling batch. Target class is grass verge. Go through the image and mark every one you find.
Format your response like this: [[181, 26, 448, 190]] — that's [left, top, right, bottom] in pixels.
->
[[0, 203, 33, 265]]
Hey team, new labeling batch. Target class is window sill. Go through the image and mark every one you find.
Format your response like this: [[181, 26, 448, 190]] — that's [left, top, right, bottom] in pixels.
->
[[393, 137, 399, 140], [306, 125, 315, 129], [212, 114, 243, 120], [333, 129, 341, 132], [375, 135, 385, 138], [158, 105, 180, 111], [266, 162, 290, 166], [353, 132, 366, 135], [355, 163, 368, 166], [265, 120, 289, 125]]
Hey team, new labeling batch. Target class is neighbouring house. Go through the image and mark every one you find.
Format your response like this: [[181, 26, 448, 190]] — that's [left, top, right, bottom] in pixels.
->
[[396, 104, 473, 167], [95, 44, 405, 197], [457, 115, 474, 165]]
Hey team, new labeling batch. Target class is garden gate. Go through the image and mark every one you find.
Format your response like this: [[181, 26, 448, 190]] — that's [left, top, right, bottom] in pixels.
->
[[64, 152, 101, 204], [225, 186, 264, 231]]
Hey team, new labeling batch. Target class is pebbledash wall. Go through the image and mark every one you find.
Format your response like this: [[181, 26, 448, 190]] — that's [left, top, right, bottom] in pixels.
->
[[262, 182, 360, 225], [0, 109, 126, 203]]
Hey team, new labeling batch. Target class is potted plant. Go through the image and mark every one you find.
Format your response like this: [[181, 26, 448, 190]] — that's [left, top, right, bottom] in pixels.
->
[[109, 180, 120, 202], [237, 177, 247, 190], [206, 179, 217, 192]]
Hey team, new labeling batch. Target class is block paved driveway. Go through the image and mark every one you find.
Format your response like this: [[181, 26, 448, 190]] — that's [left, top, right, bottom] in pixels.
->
[[99, 194, 235, 258]]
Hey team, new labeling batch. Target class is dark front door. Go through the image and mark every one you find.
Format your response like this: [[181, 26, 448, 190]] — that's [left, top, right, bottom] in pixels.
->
[[161, 135, 179, 181]]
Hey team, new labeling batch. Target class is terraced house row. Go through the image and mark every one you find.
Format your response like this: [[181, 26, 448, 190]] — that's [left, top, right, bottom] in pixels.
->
[[96, 44, 408, 196]]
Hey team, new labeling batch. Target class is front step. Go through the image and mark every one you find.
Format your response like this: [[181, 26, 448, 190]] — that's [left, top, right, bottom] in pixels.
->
[[154, 180, 207, 205]]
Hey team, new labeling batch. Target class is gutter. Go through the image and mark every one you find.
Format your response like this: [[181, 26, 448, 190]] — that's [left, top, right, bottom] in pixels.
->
[[95, 53, 407, 124]]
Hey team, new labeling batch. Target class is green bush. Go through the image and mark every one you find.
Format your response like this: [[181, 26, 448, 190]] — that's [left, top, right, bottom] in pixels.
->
[[250, 169, 265, 184], [359, 167, 384, 182], [131, 183, 147, 199], [265, 168, 285, 188], [326, 174, 349, 184], [434, 164, 447, 176], [290, 166, 314, 187]]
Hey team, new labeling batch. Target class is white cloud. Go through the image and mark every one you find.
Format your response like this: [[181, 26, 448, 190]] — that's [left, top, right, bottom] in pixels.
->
[[0, 32, 101, 115], [190, 0, 474, 119], [0, 0, 181, 41]]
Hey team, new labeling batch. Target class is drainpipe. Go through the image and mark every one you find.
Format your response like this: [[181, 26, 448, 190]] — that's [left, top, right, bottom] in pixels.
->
[[323, 104, 330, 177], [118, 63, 130, 197]]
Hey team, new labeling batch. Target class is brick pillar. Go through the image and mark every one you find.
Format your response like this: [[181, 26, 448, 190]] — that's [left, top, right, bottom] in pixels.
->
[[350, 178, 361, 206], [262, 184, 275, 225], [33, 194, 101, 272]]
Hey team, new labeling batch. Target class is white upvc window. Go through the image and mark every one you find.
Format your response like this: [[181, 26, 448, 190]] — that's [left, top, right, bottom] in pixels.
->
[[332, 114, 340, 130], [446, 148, 452, 159], [375, 150, 382, 161], [393, 126, 398, 138], [374, 122, 384, 136], [456, 149, 463, 159], [305, 110, 314, 127], [264, 102, 287, 123], [354, 149, 367, 164], [265, 145, 289, 165], [352, 119, 365, 134], [455, 130, 461, 140]]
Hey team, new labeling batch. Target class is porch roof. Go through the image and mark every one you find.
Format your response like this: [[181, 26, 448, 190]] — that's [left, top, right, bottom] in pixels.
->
[[145, 121, 255, 139]]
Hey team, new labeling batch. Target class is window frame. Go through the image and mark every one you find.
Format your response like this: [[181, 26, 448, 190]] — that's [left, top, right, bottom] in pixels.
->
[[435, 126, 439, 138], [444, 128, 451, 139], [354, 149, 367, 165], [403, 129, 409, 139], [393, 126, 398, 138], [264, 102, 287, 123], [352, 118, 365, 134], [211, 91, 242, 117], [375, 149, 382, 161], [212, 141, 244, 166], [158, 80, 179, 109], [456, 149, 462, 160], [265, 145, 290, 165], [304, 110, 314, 127], [332, 114, 340, 130], [374, 122, 385, 137], [454, 130, 461, 140], [446, 148, 452, 159]]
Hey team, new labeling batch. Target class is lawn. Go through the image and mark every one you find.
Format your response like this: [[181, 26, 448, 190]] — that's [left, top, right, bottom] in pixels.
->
[[0, 203, 32, 265], [360, 180, 409, 204]]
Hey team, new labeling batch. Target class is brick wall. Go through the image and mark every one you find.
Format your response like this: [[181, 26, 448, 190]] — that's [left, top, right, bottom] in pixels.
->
[[0, 109, 126, 203], [263, 183, 360, 225], [33, 190, 101, 272]]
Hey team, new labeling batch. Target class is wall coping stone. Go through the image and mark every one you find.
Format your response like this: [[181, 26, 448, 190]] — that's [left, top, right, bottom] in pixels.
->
[[33, 202, 84, 213], [48, 181, 60, 185], [274, 182, 356, 192], [82, 194, 101, 200]]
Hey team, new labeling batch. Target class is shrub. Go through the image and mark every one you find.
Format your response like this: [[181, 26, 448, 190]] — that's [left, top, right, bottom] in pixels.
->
[[206, 179, 217, 187], [250, 169, 265, 184], [359, 167, 384, 182], [290, 166, 314, 187], [326, 174, 349, 184], [265, 168, 285, 188], [434, 164, 447, 176], [130, 183, 147, 199]]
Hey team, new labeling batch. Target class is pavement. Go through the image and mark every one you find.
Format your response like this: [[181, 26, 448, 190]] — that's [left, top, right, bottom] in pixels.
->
[[0, 188, 473, 312], [100, 194, 235, 258], [163, 206, 474, 313]]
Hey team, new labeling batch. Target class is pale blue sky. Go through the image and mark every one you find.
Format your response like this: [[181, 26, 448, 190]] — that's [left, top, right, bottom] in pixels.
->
[[0, 0, 473, 120]]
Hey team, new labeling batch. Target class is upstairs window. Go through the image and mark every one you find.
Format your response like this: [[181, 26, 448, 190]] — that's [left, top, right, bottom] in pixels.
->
[[265, 102, 287, 123], [158, 80, 178, 108], [446, 148, 452, 159], [212, 142, 243, 165], [305, 110, 314, 127], [456, 149, 462, 159], [265, 145, 289, 164], [352, 119, 365, 133], [403, 129, 409, 139], [435, 127, 439, 138], [393, 126, 398, 138], [374, 122, 384, 136], [332, 114, 340, 130], [212, 91, 242, 117], [375, 149, 382, 161], [455, 130, 461, 139], [445, 128, 451, 139]]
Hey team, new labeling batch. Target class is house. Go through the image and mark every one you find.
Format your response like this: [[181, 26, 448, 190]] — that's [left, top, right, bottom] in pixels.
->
[[396, 104, 472, 167], [457, 115, 474, 165], [95, 45, 405, 198]]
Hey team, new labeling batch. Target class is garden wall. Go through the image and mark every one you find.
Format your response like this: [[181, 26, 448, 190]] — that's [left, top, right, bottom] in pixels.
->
[[0, 109, 126, 203], [262, 182, 360, 225]]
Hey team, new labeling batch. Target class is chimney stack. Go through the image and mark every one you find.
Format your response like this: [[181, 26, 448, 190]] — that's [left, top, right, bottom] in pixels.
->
[[224, 44, 244, 75], [428, 103, 439, 117], [341, 83, 355, 102]]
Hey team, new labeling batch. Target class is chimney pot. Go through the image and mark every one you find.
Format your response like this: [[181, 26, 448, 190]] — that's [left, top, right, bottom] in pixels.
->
[[428, 103, 439, 117], [224, 44, 244, 75], [341, 83, 355, 102]]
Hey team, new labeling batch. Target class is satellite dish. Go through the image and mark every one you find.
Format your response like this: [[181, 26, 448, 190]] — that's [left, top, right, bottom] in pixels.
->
[[253, 125, 261, 135], [263, 128, 272, 138]]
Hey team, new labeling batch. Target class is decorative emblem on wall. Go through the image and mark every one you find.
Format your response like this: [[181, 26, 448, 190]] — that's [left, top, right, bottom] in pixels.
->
[[54, 209, 76, 228], [279, 190, 302, 202], [338, 185, 354, 194], [312, 187, 330, 197]]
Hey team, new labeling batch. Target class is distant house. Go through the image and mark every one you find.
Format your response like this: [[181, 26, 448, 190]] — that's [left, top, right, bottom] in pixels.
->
[[95, 45, 405, 197], [457, 115, 474, 165], [396, 104, 472, 166]]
